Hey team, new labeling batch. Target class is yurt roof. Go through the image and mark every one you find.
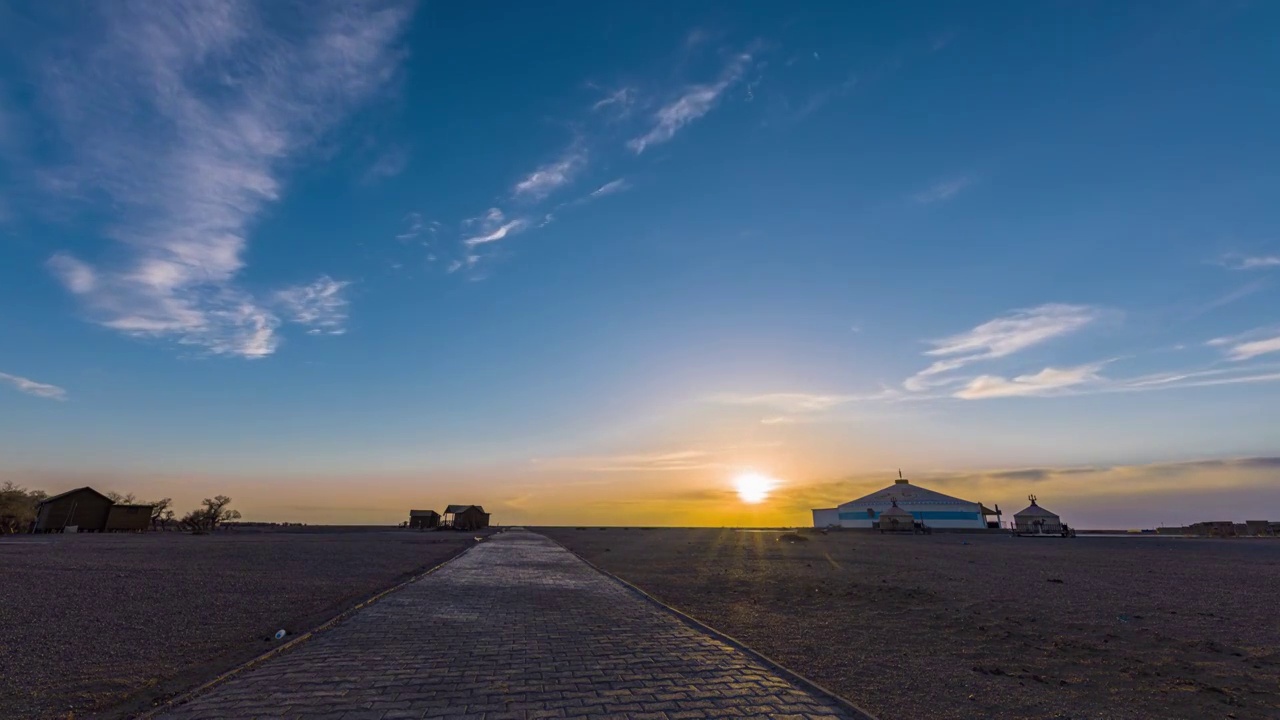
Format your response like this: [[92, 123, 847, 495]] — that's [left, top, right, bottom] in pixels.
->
[[880, 503, 914, 517], [838, 479, 978, 510], [1014, 503, 1059, 519]]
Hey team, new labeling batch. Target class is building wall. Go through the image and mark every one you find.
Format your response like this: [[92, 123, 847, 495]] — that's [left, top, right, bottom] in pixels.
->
[[409, 513, 439, 529], [35, 490, 113, 532], [106, 505, 152, 532], [812, 508, 840, 528], [1014, 516, 1063, 534], [836, 504, 986, 529], [453, 508, 490, 531]]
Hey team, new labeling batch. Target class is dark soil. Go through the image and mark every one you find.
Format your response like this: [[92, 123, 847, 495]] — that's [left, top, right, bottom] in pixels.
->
[[541, 527, 1280, 720], [0, 528, 482, 720]]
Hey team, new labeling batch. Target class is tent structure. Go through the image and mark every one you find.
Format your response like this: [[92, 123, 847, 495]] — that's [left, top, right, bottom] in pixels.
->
[[877, 499, 916, 532], [812, 471, 997, 529], [1013, 495, 1063, 535]]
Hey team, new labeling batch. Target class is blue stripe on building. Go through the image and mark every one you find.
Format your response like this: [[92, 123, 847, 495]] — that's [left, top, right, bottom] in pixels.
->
[[837, 510, 981, 521]]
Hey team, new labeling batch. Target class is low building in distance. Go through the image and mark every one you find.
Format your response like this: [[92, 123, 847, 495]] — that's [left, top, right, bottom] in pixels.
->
[[442, 505, 490, 531], [1013, 495, 1064, 535], [812, 471, 998, 530], [408, 509, 440, 530], [34, 487, 153, 533]]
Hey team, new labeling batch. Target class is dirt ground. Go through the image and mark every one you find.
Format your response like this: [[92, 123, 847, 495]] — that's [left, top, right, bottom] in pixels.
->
[[0, 528, 483, 720], [541, 527, 1280, 720]]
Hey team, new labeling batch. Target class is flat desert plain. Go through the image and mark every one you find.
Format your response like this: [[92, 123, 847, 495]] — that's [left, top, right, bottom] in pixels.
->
[[542, 527, 1280, 720], [0, 529, 482, 720]]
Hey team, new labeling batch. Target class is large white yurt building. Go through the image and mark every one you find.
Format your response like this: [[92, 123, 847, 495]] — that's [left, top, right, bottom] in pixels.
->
[[812, 471, 998, 529]]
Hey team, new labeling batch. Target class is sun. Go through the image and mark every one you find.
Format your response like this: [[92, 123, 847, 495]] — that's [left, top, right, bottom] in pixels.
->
[[733, 471, 779, 504]]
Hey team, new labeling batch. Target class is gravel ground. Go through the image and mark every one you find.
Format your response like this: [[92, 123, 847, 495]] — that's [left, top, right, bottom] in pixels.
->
[[0, 529, 483, 720], [541, 528, 1280, 720]]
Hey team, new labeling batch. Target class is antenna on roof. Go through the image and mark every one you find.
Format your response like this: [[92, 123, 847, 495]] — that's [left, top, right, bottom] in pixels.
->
[[898, 468, 903, 479], [1028, 494, 1037, 506]]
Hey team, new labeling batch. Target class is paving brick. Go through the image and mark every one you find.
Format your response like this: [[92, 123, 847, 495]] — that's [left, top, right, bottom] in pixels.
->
[[155, 530, 866, 720]]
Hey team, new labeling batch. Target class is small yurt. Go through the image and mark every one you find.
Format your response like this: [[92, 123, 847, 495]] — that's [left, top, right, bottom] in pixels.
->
[[1013, 495, 1062, 535], [878, 499, 915, 532]]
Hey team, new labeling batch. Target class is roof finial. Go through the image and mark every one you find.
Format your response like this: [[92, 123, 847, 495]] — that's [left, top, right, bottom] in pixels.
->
[[898, 468, 903, 480], [1028, 494, 1037, 506]]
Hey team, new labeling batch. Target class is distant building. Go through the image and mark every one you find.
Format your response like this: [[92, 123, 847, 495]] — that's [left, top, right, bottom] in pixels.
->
[[33, 487, 153, 533], [1190, 521, 1237, 537], [877, 500, 915, 532], [1013, 495, 1063, 535], [812, 471, 997, 529], [811, 508, 840, 528], [442, 504, 490, 531], [105, 504, 152, 532], [409, 509, 440, 530], [34, 487, 114, 533]]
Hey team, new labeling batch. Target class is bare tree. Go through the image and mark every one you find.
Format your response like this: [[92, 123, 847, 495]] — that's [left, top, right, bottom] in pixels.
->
[[105, 491, 138, 504], [179, 495, 241, 533], [149, 498, 172, 530]]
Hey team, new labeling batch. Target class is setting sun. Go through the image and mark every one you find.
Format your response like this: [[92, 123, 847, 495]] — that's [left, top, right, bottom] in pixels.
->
[[733, 472, 779, 504]]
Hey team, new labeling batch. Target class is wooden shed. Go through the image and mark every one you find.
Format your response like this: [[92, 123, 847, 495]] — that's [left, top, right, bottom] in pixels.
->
[[409, 509, 440, 530], [34, 487, 114, 533], [442, 504, 490, 531], [106, 504, 153, 532]]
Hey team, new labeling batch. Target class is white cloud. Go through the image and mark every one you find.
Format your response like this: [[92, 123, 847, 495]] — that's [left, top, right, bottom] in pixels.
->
[[592, 87, 636, 116], [1219, 253, 1280, 270], [274, 276, 351, 335], [953, 363, 1104, 399], [362, 146, 410, 183], [905, 304, 1100, 391], [589, 178, 630, 198], [0, 371, 67, 401], [1228, 335, 1280, 361], [47, 253, 97, 294], [395, 212, 424, 241], [35, 2, 413, 358], [627, 53, 751, 154], [464, 220, 528, 247], [541, 449, 722, 473], [513, 149, 585, 201], [913, 176, 975, 204], [709, 392, 863, 413], [462, 207, 529, 247], [1207, 327, 1280, 361]]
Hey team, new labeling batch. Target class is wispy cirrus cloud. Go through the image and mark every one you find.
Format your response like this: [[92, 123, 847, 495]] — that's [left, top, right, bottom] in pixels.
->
[[32, 1, 413, 358], [513, 148, 586, 201], [953, 363, 1105, 399], [362, 145, 410, 184], [537, 449, 723, 473], [913, 176, 975, 204], [1207, 327, 1280, 361], [462, 207, 530, 247], [589, 178, 630, 198], [275, 276, 351, 335], [1218, 253, 1280, 270], [627, 52, 752, 154], [0, 371, 67, 401], [905, 304, 1101, 391], [591, 87, 636, 117]]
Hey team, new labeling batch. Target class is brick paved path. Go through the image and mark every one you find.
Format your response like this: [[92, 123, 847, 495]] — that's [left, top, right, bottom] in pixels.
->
[[157, 529, 869, 720]]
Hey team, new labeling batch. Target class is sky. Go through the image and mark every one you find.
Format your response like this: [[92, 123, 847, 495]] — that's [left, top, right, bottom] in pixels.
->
[[1, 1, 1278, 528]]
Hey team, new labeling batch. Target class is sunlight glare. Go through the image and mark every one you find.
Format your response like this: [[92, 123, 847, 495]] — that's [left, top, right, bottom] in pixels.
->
[[734, 472, 779, 504]]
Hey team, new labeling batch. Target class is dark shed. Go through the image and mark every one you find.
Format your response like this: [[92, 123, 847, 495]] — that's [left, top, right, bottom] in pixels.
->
[[442, 504, 490, 531], [34, 487, 114, 533], [106, 504, 154, 532], [409, 509, 440, 530]]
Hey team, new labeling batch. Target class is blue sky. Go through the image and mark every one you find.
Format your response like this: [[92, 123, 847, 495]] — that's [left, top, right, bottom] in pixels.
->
[[1, 1, 1278, 526]]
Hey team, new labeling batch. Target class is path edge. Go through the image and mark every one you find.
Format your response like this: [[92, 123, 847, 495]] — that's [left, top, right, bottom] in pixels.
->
[[537, 532, 880, 720], [132, 541, 480, 720]]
